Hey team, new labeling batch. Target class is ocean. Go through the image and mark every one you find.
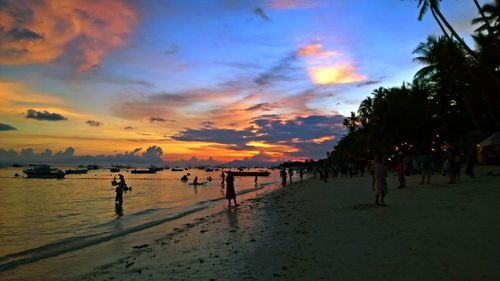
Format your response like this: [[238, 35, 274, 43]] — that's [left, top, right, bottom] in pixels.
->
[[0, 166, 285, 279]]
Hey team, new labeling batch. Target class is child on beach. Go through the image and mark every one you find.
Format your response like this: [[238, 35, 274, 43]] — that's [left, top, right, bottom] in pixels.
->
[[372, 155, 388, 206], [225, 172, 238, 207]]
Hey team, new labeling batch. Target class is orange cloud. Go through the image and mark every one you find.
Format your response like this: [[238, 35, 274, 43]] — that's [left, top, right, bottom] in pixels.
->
[[297, 44, 337, 58], [0, 0, 136, 71], [0, 81, 66, 114], [308, 63, 367, 85]]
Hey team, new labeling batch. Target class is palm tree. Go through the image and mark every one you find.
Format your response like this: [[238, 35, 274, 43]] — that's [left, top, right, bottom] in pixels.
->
[[413, 35, 486, 133], [343, 111, 361, 133], [472, 0, 500, 36], [418, 0, 500, 130], [417, 0, 477, 61]]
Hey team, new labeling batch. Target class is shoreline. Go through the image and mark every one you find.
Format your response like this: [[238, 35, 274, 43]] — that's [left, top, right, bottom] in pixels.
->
[[79, 166, 500, 281], [0, 178, 284, 281]]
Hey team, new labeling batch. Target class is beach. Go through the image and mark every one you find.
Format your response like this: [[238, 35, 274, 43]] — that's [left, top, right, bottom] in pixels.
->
[[78, 167, 500, 281]]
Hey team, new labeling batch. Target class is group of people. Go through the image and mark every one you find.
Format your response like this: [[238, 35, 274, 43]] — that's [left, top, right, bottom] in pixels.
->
[[280, 167, 304, 185], [369, 150, 476, 206]]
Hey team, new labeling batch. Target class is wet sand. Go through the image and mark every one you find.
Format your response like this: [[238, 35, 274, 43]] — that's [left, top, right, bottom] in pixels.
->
[[81, 167, 500, 281]]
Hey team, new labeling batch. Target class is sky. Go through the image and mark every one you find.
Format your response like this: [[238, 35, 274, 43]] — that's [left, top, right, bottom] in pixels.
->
[[0, 0, 480, 164]]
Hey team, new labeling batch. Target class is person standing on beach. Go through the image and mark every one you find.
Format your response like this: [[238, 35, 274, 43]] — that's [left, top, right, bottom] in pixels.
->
[[396, 157, 406, 189], [465, 150, 475, 178], [225, 171, 238, 207], [280, 168, 287, 185], [420, 152, 433, 185], [372, 155, 388, 206], [113, 174, 126, 206], [220, 171, 225, 187], [288, 167, 293, 183], [299, 168, 304, 182]]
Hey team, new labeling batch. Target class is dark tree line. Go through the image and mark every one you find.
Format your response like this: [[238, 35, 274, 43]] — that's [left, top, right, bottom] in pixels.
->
[[329, 0, 500, 163]]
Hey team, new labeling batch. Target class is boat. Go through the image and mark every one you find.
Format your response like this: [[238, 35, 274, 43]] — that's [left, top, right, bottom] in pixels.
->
[[148, 165, 163, 172], [110, 168, 120, 173], [23, 165, 65, 179], [205, 168, 214, 172], [225, 170, 271, 177], [65, 169, 88, 174], [131, 169, 157, 174], [171, 168, 184, 172], [86, 165, 100, 170]]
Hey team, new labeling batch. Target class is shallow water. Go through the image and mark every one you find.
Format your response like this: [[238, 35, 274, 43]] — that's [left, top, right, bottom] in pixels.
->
[[0, 167, 282, 272]]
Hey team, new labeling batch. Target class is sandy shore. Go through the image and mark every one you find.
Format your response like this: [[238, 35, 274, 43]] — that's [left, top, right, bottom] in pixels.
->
[[80, 167, 500, 281]]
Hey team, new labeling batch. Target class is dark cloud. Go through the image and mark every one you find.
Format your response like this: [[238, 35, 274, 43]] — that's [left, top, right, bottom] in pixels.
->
[[85, 120, 102, 127], [25, 109, 68, 121], [357, 80, 382, 87], [253, 7, 271, 21], [149, 117, 175, 123], [74, 8, 106, 26], [0, 146, 165, 164], [224, 152, 279, 167], [172, 127, 253, 150], [200, 121, 214, 128], [0, 123, 17, 131], [245, 103, 276, 112], [215, 61, 262, 70], [149, 117, 166, 123], [253, 114, 345, 143], [253, 53, 298, 87], [164, 44, 178, 54], [171, 114, 346, 159], [2, 2, 33, 24], [5, 27, 43, 41]]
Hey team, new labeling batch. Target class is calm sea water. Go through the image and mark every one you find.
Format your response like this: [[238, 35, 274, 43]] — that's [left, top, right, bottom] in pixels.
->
[[0, 167, 283, 273]]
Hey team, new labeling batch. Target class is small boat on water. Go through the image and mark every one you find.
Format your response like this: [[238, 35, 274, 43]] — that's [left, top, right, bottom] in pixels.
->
[[23, 165, 65, 179], [225, 170, 271, 177], [131, 169, 157, 174], [171, 168, 184, 172], [110, 167, 120, 173], [148, 165, 163, 172], [205, 168, 214, 172], [86, 165, 100, 170], [65, 169, 88, 174]]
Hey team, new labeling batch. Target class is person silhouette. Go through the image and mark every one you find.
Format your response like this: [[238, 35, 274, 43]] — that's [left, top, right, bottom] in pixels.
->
[[225, 172, 238, 207], [114, 174, 126, 206]]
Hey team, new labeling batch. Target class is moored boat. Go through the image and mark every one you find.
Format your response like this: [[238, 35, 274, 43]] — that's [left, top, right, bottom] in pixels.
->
[[110, 167, 120, 173], [23, 165, 65, 179], [171, 168, 184, 172], [65, 169, 88, 174], [131, 169, 157, 174]]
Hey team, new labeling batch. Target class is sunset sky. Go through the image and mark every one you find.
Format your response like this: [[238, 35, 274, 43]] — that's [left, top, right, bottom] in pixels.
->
[[0, 0, 478, 164]]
